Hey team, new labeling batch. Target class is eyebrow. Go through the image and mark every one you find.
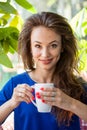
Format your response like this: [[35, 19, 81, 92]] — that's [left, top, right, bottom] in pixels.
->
[[33, 40, 59, 44]]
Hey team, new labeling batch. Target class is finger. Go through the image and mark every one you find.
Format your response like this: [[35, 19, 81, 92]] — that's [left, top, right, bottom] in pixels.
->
[[17, 84, 34, 93], [45, 101, 56, 106], [42, 96, 56, 102], [41, 91, 57, 97], [15, 93, 31, 104], [16, 84, 34, 98], [41, 87, 57, 92], [18, 91, 34, 103], [16, 88, 33, 98], [13, 87, 34, 104]]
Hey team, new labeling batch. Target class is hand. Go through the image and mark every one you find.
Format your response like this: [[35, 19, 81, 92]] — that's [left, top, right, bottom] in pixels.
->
[[11, 84, 34, 108], [40, 87, 73, 111]]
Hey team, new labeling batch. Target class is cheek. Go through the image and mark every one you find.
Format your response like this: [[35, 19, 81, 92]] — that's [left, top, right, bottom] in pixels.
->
[[32, 50, 41, 58], [54, 49, 62, 60]]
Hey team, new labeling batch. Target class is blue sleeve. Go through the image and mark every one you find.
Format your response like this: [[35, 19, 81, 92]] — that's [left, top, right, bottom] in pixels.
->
[[0, 78, 14, 106], [0, 72, 35, 106]]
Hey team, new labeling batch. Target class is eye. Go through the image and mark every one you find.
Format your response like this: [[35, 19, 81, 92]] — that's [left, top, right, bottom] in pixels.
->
[[51, 44, 58, 48], [35, 44, 41, 48]]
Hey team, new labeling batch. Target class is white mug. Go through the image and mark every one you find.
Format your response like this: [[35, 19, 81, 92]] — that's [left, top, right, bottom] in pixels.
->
[[31, 83, 54, 113]]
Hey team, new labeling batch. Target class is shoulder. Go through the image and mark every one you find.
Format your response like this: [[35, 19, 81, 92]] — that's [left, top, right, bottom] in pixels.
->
[[11, 71, 28, 82], [0, 72, 34, 101], [1, 72, 29, 91], [8, 71, 35, 87], [10, 71, 33, 85]]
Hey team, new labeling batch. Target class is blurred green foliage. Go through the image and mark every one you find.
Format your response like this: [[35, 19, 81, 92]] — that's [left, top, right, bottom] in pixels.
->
[[0, 0, 36, 68], [71, 7, 87, 71]]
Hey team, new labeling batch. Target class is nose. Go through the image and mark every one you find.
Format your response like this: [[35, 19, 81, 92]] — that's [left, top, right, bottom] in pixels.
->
[[41, 47, 49, 57]]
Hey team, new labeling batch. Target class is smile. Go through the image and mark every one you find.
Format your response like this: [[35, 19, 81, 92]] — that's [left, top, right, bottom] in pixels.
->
[[39, 59, 53, 64]]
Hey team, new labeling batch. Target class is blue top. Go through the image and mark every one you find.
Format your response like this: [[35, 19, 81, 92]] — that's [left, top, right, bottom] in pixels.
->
[[0, 72, 87, 130]]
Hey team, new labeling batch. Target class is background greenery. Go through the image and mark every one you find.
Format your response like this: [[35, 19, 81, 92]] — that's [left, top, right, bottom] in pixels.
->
[[71, 7, 87, 71], [0, 0, 37, 89], [0, 0, 36, 68]]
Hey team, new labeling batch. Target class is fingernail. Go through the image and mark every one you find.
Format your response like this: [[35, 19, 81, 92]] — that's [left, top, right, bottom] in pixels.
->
[[42, 99, 45, 103], [32, 96, 35, 100], [36, 95, 41, 98], [40, 87, 44, 90], [36, 92, 40, 95]]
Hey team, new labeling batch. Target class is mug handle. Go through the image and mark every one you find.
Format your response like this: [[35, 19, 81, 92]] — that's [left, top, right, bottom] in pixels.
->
[[30, 85, 37, 107], [31, 99, 37, 107]]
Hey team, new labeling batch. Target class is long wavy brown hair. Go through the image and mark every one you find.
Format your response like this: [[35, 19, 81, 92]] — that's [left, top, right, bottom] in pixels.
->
[[18, 12, 85, 125]]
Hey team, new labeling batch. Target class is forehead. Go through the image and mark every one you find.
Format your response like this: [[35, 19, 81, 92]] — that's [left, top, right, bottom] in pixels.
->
[[31, 26, 61, 43]]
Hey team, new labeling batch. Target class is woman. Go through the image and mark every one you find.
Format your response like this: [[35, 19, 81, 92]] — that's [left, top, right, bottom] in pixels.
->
[[0, 12, 87, 130]]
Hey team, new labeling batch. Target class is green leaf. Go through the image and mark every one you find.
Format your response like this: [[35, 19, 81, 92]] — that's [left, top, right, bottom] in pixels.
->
[[7, 0, 11, 2], [0, 27, 19, 52], [8, 37, 18, 51], [82, 21, 87, 27], [0, 14, 11, 26], [10, 15, 23, 30], [0, 27, 19, 41], [84, 27, 87, 34], [2, 40, 9, 53], [9, 45, 16, 54], [0, 28, 5, 40], [0, 51, 13, 68], [15, 0, 37, 13], [0, 2, 17, 14], [0, 17, 7, 26]]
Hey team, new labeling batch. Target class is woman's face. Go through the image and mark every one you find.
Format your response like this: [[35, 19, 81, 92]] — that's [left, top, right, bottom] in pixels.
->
[[30, 26, 62, 71]]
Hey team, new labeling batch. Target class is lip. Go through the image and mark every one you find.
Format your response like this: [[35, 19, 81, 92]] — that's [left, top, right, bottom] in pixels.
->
[[39, 59, 53, 64]]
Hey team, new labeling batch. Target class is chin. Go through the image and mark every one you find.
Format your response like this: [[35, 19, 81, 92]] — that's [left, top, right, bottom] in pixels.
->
[[41, 66, 55, 71]]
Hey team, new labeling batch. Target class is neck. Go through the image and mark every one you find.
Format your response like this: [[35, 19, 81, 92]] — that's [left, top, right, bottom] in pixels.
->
[[29, 68, 54, 83]]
